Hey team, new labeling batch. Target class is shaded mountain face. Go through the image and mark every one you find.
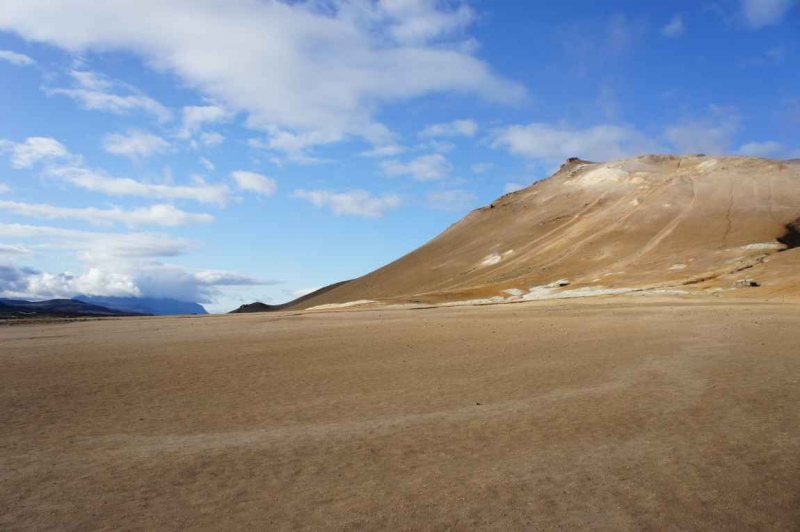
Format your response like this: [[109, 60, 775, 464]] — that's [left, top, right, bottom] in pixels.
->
[[229, 281, 351, 314], [75, 296, 207, 316], [0, 298, 144, 317], [230, 302, 276, 314], [287, 155, 800, 309]]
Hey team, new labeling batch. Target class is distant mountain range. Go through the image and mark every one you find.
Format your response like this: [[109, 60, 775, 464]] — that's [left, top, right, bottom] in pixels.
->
[[75, 296, 208, 316], [0, 298, 145, 317], [0, 296, 208, 318]]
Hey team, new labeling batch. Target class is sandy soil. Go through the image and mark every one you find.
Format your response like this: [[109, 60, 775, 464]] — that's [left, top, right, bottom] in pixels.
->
[[2, 297, 800, 530]]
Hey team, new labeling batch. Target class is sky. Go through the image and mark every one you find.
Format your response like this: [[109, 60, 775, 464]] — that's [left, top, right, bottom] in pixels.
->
[[0, 0, 798, 313]]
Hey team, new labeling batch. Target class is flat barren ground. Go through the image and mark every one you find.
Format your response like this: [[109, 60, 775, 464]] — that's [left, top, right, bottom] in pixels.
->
[[2, 298, 799, 531]]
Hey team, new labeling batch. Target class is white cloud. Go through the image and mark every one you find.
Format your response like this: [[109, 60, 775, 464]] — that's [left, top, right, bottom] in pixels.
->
[[492, 123, 655, 162], [427, 189, 477, 212], [0, 244, 35, 257], [0, 0, 524, 152], [0, 137, 228, 204], [0, 266, 142, 299], [661, 15, 686, 38], [471, 162, 493, 174], [0, 223, 192, 260], [103, 130, 171, 160], [250, 129, 342, 164], [199, 132, 225, 147], [199, 157, 216, 172], [504, 182, 527, 193], [0, 49, 35, 66], [47, 70, 171, 122], [0, 137, 71, 169], [48, 165, 230, 205], [382, 153, 452, 180], [426, 140, 456, 153], [179, 105, 232, 139], [738, 141, 785, 158], [665, 106, 740, 154], [0, 182, 9, 193], [0, 262, 276, 303], [360, 144, 407, 158], [292, 189, 402, 217], [375, 0, 476, 45], [419, 119, 478, 138], [230, 171, 277, 197], [742, 0, 796, 28], [0, 200, 213, 227]]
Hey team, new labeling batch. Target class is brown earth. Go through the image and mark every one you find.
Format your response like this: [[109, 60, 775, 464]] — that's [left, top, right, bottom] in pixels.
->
[[2, 297, 800, 531], [286, 155, 800, 310]]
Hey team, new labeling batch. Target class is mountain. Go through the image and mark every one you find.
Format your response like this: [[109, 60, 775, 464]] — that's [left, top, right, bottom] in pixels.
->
[[75, 296, 208, 316], [229, 281, 351, 313], [283, 155, 800, 310], [0, 298, 145, 317]]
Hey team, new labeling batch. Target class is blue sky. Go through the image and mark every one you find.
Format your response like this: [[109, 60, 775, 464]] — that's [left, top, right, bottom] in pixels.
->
[[0, 0, 798, 312]]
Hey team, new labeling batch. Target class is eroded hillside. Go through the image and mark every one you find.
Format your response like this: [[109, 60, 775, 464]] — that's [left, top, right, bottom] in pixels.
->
[[290, 155, 800, 309]]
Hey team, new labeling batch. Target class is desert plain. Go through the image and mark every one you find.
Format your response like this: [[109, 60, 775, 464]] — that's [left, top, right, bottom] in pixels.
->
[[2, 296, 799, 530]]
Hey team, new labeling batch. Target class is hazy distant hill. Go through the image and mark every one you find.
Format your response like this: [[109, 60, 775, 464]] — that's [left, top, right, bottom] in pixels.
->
[[0, 298, 144, 317], [76, 296, 208, 316]]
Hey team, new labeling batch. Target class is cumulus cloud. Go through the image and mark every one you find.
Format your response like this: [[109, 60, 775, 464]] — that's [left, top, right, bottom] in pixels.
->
[[427, 189, 477, 212], [292, 189, 402, 217], [0, 137, 229, 204], [249, 129, 343, 164], [0, 182, 9, 194], [738, 141, 785, 157], [179, 105, 232, 139], [742, 0, 796, 28], [0, 137, 71, 169], [0, 49, 35, 66], [0, 223, 192, 260], [375, 0, 476, 44], [491, 123, 655, 162], [419, 119, 478, 138], [360, 144, 407, 158], [199, 132, 225, 147], [665, 106, 740, 154], [48, 165, 230, 205], [0, 200, 213, 227], [661, 15, 686, 37], [230, 171, 277, 196], [47, 70, 171, 122], [0, 262, 277, 303], [199, 157, 216, 172], [382, 153, 452, 180], [0, 244, 34, 257], [103, 130, 171, 160], [0, 0, 524, 155]]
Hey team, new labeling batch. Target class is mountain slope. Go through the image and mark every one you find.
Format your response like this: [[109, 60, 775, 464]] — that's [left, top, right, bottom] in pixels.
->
[[0, 298, 146, 317], [229, 281, 351, 313], [288, 155, 800, 309], [75, 296, 207, 316]]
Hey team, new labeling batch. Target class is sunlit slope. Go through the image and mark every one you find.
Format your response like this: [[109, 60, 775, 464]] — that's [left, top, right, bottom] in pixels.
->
[[291, 155, 800, 308]]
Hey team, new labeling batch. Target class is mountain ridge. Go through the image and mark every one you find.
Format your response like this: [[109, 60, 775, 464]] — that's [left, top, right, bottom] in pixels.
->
[[275, 155, 800, 310]]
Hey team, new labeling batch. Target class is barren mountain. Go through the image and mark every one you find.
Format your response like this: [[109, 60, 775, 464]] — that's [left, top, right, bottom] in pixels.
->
[[288, 155, 800, 310]]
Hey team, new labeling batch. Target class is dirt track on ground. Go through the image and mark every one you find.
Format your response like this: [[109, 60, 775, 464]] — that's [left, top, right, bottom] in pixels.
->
[[2, 298, 799, 530]]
